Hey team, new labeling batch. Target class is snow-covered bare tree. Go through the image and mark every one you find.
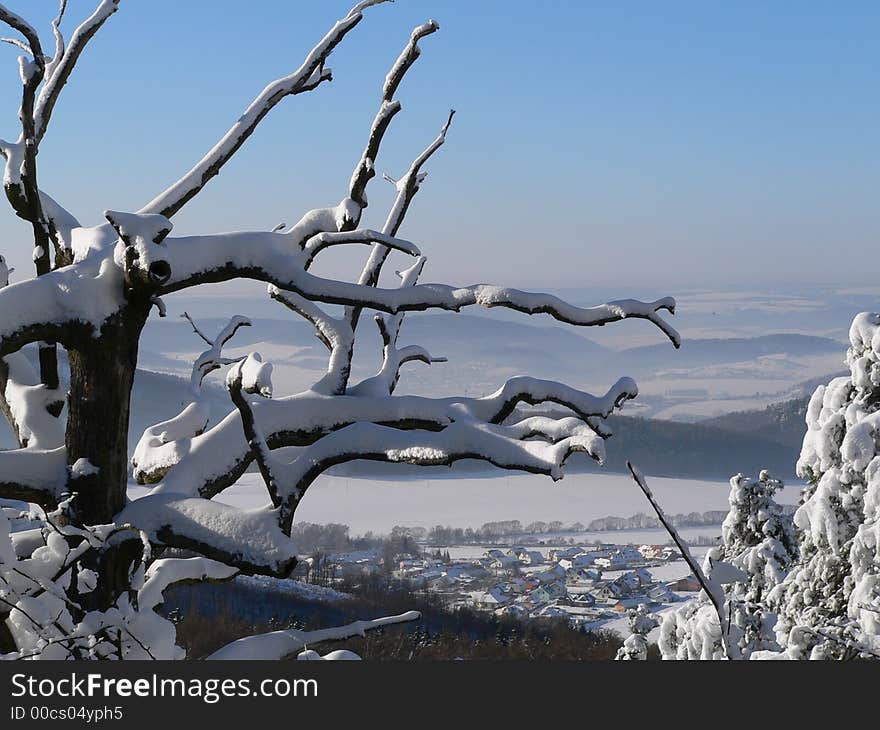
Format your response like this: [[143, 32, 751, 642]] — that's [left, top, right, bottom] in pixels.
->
[[0, 1, 679, 659]]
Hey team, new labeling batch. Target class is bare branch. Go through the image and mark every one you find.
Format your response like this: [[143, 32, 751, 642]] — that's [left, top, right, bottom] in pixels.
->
[[140, 0, 391, 219], [302, 228, 420, 267], [348, 19, 439, 207], [343, 110, 456, 338], [181, 312, 213, 347], [268, 285, 353, 395], [627, 462, 739, 659], [34, 0, 121, 142], [208, 611, 420, 660], [138, 376, 633, 499], [131, 315, 251, 484], [116, 494, 298, 577]]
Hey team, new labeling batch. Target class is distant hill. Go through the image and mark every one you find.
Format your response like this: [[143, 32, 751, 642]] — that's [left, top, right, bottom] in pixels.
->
[[701, 396, 809, 451], [597, 414, 797, 479], [699, 371, 848, 451], [616, 334, 844, 371], [325, 409, 800, 482]]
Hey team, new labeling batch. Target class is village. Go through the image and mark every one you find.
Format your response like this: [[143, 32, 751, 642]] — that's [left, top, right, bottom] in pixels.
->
[[306, 541, 703, 633]]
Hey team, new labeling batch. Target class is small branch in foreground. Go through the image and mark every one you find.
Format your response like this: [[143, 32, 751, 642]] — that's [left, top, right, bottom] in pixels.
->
[[207, 611, 421, 660], [626, 461, 738, 659]]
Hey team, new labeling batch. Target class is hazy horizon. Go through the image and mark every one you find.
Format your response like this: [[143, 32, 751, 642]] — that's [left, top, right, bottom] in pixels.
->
[[0, 0, 876, 290]]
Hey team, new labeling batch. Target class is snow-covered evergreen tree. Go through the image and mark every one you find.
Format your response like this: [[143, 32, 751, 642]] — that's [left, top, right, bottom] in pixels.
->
[[658, 470, 795, 659], [615, 603, 658, 660], [767, 313, 880, 659]]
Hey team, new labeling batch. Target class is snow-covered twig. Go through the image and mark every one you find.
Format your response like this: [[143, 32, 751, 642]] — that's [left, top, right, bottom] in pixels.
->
[[34, 0, 121, 143], [43, 0, 68, 84], [348, 19, 439, 208], [132, 314, 251, 484], [342, 109, 456, 344], [301, 228, 420, 267], [627, 461, 739, 659], [348, 257, 446, 396], [207, 611, 420, 660], [268, 285, 353, 395], [139, 0, 392, 219], [266, 417, 604, 533], [135, 376, 637, 497]]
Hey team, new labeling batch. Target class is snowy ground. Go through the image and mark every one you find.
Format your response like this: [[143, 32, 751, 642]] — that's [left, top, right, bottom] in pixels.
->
[[142, 470, 804, 535]]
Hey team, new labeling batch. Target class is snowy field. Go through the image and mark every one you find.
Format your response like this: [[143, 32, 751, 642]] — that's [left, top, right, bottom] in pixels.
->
[[128, 470, 805, 535]]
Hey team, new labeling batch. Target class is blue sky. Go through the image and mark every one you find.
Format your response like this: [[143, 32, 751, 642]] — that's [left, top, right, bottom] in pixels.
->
[[0, 0, 877, 291]]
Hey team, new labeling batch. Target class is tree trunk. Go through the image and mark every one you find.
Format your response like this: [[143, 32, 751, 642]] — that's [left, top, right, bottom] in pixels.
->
[[65, 303, 149, 526]]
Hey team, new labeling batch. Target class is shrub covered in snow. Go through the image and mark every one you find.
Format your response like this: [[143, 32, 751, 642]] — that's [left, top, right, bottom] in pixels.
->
[[658, 470, 796, 660], [615, 603, 659, 661]]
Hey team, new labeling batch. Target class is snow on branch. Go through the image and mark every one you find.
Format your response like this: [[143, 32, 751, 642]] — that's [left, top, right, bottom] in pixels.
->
[[0, 446, 67, 506], [33, 0, 121, 143], [207, 611, 420, 660], [44, 1, 68, 83], [265, 417, 605, 533], [348, 19, 439, 208], [139, 0, 392, 219], [0, 260, 118, 359], [301, 228, 420, 267], [348, 257, 445, 397], [137, 557, 238, 611], [0, 6, 43, 60], [1, 351, 64, 449], [159, 230, 679, 346], [138, 375, 631, 504], [627, 462, 739, 659], [116, 496, 298, 576], [186, 313, 251, 389], [131, 314, 251, 484]]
